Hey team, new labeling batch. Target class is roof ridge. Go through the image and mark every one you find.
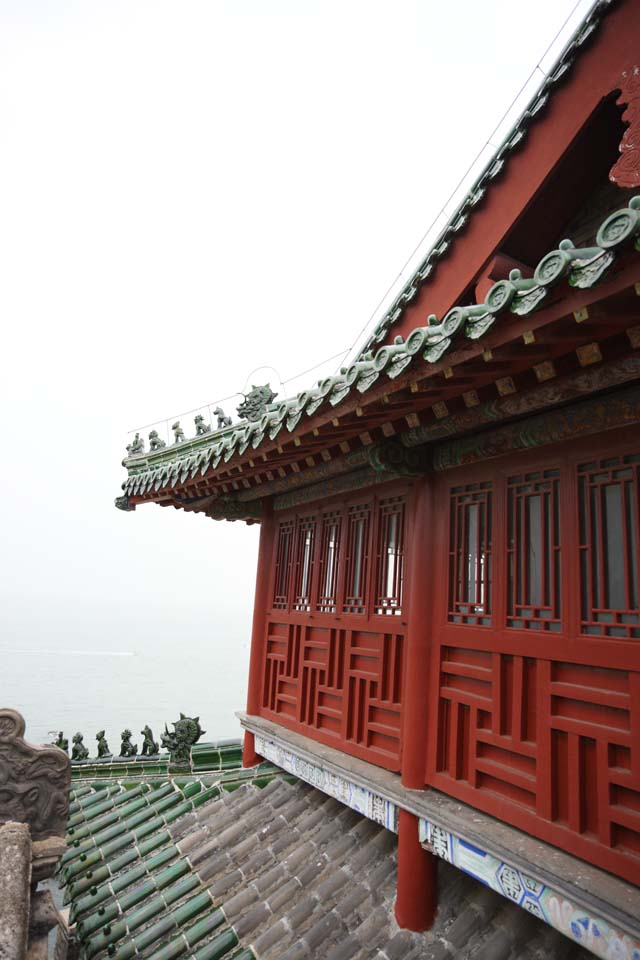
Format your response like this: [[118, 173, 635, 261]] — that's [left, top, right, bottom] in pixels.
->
[[354, 0, 618, 357], [118, 192, 640, 510]]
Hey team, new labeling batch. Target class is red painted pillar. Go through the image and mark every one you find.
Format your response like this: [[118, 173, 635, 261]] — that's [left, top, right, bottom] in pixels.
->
[[242, 500, 276, 768], [401, 475, 434, 789], [395, 809, 438, 931], [395, 476, 438, 929]]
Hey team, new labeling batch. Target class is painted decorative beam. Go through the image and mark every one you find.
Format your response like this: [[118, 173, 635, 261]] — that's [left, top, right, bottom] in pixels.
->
[[432, 381, 640, 470], [401, 354, 640, 448]]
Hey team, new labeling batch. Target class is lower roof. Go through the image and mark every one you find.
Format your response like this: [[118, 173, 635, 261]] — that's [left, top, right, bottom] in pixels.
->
[[60, 775, 596, 960]]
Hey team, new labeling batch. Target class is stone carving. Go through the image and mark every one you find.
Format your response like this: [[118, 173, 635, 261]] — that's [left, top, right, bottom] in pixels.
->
[[161, 713, 205, 765], [95, 731, 111, 759], [126, 433, 145, 455], [213, 406, 232, 429], [140, 725, 159, 756], [194, 414, 211, 436], [171, 421, 185, 443], [71, 733, 89, 762], [52, 732, 68, 754], [148, 430, 166, 451], [119, 729, 138, 758], [0, 709, 71, 840], [610, 65, 640, 189], [236, 384, 277, 422]]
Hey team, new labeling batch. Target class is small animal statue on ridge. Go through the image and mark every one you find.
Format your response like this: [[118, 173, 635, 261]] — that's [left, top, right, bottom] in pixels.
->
[[71, 732, 89, 762], [119, 729, 138, 758], [126, 433, 145, 455], [96, 730, 112, 759], [53, 731, 68, 754], [172, 421, 185, 443], [213, 406, 232, 430], [140, 725, 159, 756], [194, 414, 211, 436], [148, 430, 166, 451]]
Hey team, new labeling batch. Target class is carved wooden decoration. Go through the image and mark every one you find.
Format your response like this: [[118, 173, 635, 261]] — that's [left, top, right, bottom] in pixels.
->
[[0, 708, 71, 840], [610, 65, 640, 188]]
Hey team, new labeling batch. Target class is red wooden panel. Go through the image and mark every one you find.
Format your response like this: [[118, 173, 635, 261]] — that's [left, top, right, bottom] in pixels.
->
[[428, 437, 640, 884], [261, 618, 404, 769], [259, 485, 409, 771]]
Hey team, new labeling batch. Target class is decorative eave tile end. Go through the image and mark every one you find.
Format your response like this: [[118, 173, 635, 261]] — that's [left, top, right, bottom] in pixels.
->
[[115, 495, 135, 512]]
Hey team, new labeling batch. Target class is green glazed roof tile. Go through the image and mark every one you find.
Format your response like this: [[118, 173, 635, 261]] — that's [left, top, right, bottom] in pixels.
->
[[68, 785, 146, 828], [191, 928, 238, 960]]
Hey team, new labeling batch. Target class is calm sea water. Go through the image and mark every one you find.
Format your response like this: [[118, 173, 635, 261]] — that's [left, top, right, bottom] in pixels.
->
[[2, 640, 251, 755]]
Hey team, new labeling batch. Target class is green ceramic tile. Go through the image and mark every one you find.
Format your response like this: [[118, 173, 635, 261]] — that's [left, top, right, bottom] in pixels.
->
[[191, 786, 220, 807], [162, 874, 200, 907], [192, 927, 239, 960], [170, 890, 211, 924], [131, 913, 177, 953]]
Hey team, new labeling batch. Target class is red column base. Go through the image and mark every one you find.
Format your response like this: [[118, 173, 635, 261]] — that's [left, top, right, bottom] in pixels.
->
[[242, 731, 263, 768], [395, 809, 438, 932]]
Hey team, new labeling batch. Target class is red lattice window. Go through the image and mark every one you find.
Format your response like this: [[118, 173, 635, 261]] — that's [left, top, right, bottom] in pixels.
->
[[293, 517, 316, 612], [273, 520, 294, 609], [448, 482, 492, 625], [507, 470, 561, 631], [343, 504, 371, 615], [578, 454, 640, 639], [316, 512, 342, 613], [374, 496, 406, 615]]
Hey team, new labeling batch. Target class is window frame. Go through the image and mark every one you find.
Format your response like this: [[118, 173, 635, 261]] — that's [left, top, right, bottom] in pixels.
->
[[268, 481, 411, 624]]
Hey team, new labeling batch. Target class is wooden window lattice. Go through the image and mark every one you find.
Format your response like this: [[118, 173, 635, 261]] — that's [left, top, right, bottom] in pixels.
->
[[578, 454, 640, 639], [273, 520, 294, 609], [507, 470, 561, 632], [293, 517, 316, 612], [374, 497, 406, 616], [316, 512, 342, 613], [448, 482, 492, 626], [343, 504, 371, 615]]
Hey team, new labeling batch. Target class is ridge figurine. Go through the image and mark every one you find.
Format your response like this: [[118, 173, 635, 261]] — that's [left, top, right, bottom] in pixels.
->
[[96, 730, 112, 759], [119, 729, 138, 758], [194, 414, 211, 436], [140, 725, 159, 756], [71, 732, 89, 762]]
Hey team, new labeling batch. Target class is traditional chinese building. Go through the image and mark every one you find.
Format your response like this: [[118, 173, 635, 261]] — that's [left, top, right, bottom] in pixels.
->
[[116, 0, 640, 954]]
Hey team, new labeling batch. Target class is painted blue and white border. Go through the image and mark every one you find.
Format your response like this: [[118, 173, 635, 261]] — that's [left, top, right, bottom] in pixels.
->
[[418, 818, 640, 960], [254, 733, 398, 832]]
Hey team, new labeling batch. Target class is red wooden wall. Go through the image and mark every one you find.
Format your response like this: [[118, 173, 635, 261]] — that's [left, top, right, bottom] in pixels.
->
[[254, 431, 640, 882], [260, 482, 411, 771], [428, 431, 640, 884]]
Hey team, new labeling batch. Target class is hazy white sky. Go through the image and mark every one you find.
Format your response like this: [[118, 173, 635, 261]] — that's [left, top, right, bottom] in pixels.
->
[[0, 1, 594, 731]]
